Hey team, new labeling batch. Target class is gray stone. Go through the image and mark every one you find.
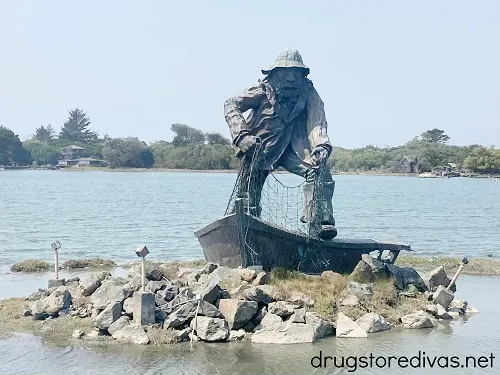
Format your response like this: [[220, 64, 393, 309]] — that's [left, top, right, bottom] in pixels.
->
[[238, 268, 256, 282], [198, 300, 224, 318], [131, 263, 163, 281], [348, 260, 375, 283], [401, 310, 436, 329], [31, 299, 48, 320], [72, 329, 84, 339], [361, 254, 388, 278], [251, 321, 316, 344], [254, 312, 282, 330], [48, 279, 65, 289], [290, 308, 306, 323], [91, 279, 132, 310], [386, 264, 427, 292], [336, 312, 367, 338], [400, 284, 420, 298], [58, 307, 71, 317], [81, 276, 102, 297], [341, 295, 360, 307], [95, 301, 122, 330], [155, 308, 167, 323], [108, 316, 131, 335], [243, 285, 276, 305], [424, 304, 438, 315], [252, 271, 269, 286], [228, 329, 246, 341], [229, 282, 252, 299], [348, 281, 373, 296], [356, 313, 391, 333], [432, 285, 454, 309], [321, 271, 345, 284], [423, 291, 434, 301], [158, 285, 179, 302], [177, 327, 192, 342], [146, 280, 167, 293], [112, 323, 149, 344], [42, 286, 72, 316], [305, 312, 335, 339], [155, 294, 167, 307], [449, 299, 467, 312], [123, 297, 134, 316], [268, 301, 299, 318], [200, 262, 219, 275], [192, 274, 222, 305], [435, 304, 452, 320], [218, 299, 258, 330], [286, 291, 314, 307], [133, 292, 156, 325], [190, 316, 229, 342], [425, 266, 455, 292], [253, 305, 267, 326], [447, 307, 463, 316]]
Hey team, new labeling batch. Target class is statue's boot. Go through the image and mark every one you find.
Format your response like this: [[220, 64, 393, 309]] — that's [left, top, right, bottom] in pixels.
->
[[301, 180, 337, 239]]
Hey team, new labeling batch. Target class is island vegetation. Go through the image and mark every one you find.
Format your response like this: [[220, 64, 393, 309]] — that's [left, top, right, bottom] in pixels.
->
[[1, 108, 499, 174]]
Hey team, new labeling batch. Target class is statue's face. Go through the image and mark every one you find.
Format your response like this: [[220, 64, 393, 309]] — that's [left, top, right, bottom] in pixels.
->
[[268, 67, 307, 102]]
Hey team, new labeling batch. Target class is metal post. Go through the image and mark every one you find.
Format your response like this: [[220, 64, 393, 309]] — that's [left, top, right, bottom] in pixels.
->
[[141, 256, 146, 292], [447, 257, 469, 291], [54, 250, 59, 280]]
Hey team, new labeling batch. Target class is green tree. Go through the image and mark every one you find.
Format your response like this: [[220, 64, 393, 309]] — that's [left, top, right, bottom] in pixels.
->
[[102, 137, 154, 168], [59, 108, 98, 143], [171, 123, 205, 146], [0, 126, 32, 165], [206, 132, 230, 146], [34, 125, 55, 142], [463, 147, 500, 174], [420, 129, 450, 144], [23, 140, 60, 165]]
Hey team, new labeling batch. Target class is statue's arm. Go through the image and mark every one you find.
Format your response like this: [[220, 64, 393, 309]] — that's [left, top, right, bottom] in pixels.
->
[[224, 84, 265, 145], [307, 86, 332, 156]]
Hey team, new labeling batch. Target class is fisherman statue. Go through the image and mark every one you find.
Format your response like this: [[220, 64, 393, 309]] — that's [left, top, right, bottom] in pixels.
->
[[224, 48, 337, 239]]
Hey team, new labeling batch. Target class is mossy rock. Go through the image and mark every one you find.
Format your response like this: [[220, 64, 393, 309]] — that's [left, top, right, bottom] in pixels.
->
[[61, 258, 116, 269], [10, 259, 50, 273]]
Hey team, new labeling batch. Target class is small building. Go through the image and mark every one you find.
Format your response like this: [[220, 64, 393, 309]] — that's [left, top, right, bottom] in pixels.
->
[[58, 145, 106, 167], [387, 156, 421, 174]]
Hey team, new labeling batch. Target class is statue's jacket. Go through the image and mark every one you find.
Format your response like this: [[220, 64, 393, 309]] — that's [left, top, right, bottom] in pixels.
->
[[224, 78, 332, 171]]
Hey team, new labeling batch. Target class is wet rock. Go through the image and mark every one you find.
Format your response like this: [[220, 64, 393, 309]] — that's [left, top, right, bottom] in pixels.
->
[[251, 321, 316, 344], [190, 316, 229, 342], [348, 260, 375, 283], [386, 264, 427, 292], [348, 281, 373, 296], [424, 266, 456, 292], [432, 285, 454, 309], [286, 291, 314, 307], [108, 316, 130, 335], [146, 280, 167, 293], [268, 301, 299, 319], [340, 295, 360, 307], [42, 286, 72, 316], [228, 329, 246, 341], [449, 300, 467, 312], [336, 312, 367, 338], [252, 272, 269, 286], [177, 327, 192, 342], [95, 301, 122, 330], [290, 308, 306, 323], [356, 313, 391, 333], [112, 323, 149, 345], [400, 310, 436, 329], [361, 254, 388, 278], [218, 299, 258, 330], [91, 279, 132, 310], [238, 268, 256, 282], [243, 285, 276, 305], [72, 329, 84, 339], [81, 276, 102, 297], [254, 312, 282, 330], [435, 304, 452, 320], [321, 271, 345, 284], [305, 312, 334, 339]]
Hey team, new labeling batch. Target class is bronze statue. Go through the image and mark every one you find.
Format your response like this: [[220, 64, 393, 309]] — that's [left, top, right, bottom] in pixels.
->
[[224, 48, 337, 239]]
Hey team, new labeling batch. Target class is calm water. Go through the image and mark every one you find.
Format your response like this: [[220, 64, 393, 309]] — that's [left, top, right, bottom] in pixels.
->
[[1, 171, 499, 375]]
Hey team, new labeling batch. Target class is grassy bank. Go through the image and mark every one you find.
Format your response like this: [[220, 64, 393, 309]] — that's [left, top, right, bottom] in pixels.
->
[[395, 255, 500, 276]]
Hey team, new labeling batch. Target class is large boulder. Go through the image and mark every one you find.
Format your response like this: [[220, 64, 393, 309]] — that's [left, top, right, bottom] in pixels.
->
[[305, 312, 335, 339], [95, 301, 122, 330], [268, 301, 299, 319], [191, 274, 222, 305], [146, 280, 167, 293], [432, 285, 454, 309], [348, 260, 375, 283], [251, 321, 316, 344], [238, 268, 256, 283], [243, 285, 276, 305], [425, 266, 456, 292], [111, 323, 149, 344], [355, 313, 391, 333], [81, 276, 102, 297], [336, 312, 367, 338], [218, 299, 258, 330], [108, 316, 131, 335], [361, 254, 388, 278], [190, 316, 229, 342], [400, 311, 436, 329], [254, 312, 283, 330], [385, 264, 427, 292], [42, 286, 72, 316], [92, 279, 132, 310]]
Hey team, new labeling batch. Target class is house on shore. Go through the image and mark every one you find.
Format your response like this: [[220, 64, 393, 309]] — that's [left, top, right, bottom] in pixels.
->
[[387, 156, 421, 174], [58, 145, 107, 167]]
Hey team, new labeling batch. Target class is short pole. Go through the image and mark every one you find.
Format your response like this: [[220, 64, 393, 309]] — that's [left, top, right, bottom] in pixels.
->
[[141, 256, 146, 292], [54, 250, 59, 280], [447, 257, 468, 291]]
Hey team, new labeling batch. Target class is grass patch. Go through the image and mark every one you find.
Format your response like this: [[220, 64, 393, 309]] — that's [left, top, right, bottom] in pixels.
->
[[10, 259, 50, 272], [147, 327, 178, 345], [396, 255, 500, 276], [0, 298, 93, 339], [61, 258, 117, 269]]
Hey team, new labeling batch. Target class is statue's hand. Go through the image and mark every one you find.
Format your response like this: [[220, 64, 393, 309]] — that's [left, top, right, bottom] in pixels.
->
[[237, 135, 257, 153], [312, 146, 329, 165]]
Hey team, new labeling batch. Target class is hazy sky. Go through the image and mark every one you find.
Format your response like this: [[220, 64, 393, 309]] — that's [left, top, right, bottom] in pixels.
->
[[1, 1, 499, 148]]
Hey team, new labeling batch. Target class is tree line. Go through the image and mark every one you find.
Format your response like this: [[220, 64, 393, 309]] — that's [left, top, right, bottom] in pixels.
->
[[1, 110, 499, 174]]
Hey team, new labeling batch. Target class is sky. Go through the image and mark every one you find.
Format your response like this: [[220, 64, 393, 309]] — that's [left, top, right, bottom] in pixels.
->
[[0, 1, 499, 149]]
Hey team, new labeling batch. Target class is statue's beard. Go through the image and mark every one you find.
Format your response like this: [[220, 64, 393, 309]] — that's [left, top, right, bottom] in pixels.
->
[[274, 85, 301, 106]]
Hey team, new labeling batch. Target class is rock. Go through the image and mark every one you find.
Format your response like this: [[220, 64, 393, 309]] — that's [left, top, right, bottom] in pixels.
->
[[449, 300, 467, 312], [48, 279, 65, 289], [356, 313, 391, 333], [238, 268, 256, 282], [31, 300, 48, 320], [286, 291, 314, 307], [210, 266, 241, 286], [22, 309, 32, 317], [164, 301, 198, 328], [177, 267, 197, 279], [155, 308, 167, 323], [321, 271, 345, 284], [341, 295, 360, 307], [423, 291, 434, 301], [400, 284, 420, 298], [190, 316, 229, 342], [131, 263, 163, 281], [91, 279, 132, 310], [243, 285, 276, 305], [424, 304, 438, 315], [42, 286, 72, 316], [200, 262, 219, 275], [290, 308, 306, 323], [432, 285, 454, 309], [361, 254, 388, 278], [251, 321, 316, 344], [27, 289, 49, 302], [305, 312, 334, 339], [198, 300, 223, 318], [155, 294, 167, 307], [243, 321, 255, 332], [425, 266, 456, 292], [336, 312, 367, 338], [253, 306, 267, 326], [228, 329, 246, 341], [112, 323, 149, 345], [229, 282, 252, 299], [81, 276, 102, 297], [386, 264, 427, 292], [95, 301, 122, 330], [347, 281, 373, 296], [108, 316, 131, 335], [435, 304, 452, 320], [177, 327, 192, 342], [218, 299, 258, 330], [192, 274, 222, 305], [268, 301, 299, 318], [252, 272, 269, 286], [447, 307, 463, 317], [146, 280, 167, 293], [157, 285, 179, 302], [401, 310, 436, 329], [123, 297, 134, 316], [66, 282, 88, 307], [465, 304, 479, 314], [348, 260, 375, 283], [255, 312, 282, 330], [58, 307, 71, 317], [72, 329, 84, 339]]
